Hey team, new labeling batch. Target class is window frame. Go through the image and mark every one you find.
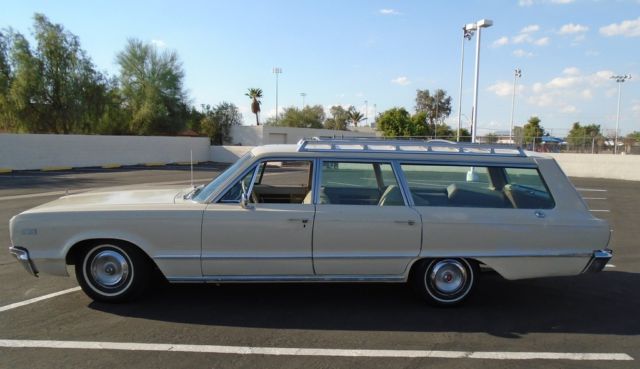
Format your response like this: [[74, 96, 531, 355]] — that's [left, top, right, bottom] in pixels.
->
[[316, 158, 410, 206], [214, 157, 317, 205]]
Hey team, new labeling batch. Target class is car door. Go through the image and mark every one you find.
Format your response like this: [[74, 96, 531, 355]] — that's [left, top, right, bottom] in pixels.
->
[[312, 160, 422, 276], [399, 163, 557, 259], [201, 159, 315, 277]]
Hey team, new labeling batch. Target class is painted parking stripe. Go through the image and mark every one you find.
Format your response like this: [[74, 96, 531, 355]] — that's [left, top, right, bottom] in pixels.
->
[[576, 188, 608, 192], [582, 197, 607, 200], [589, 210, 611, 213], [0, 287, 81, 313], [0, 339, 632, 360]]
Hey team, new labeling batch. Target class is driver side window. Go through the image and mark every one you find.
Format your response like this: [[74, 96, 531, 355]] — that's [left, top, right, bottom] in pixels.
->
[[219, 160, 313, 204]]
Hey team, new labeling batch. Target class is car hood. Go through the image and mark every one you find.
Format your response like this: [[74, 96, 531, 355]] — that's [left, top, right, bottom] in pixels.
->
[[23, 186, 191, 213]]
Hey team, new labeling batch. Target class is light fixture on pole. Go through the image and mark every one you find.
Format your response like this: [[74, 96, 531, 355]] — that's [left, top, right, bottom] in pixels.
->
[[300, 92, 306, 109], [272, 67, 282, 124], [457, 23, 477, 142], [610, 74, 631, 155], [470, 19, 493, 144], [510, 68, 522, 144]]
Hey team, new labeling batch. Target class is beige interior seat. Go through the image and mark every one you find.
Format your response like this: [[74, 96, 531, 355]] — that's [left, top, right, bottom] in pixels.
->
[[378, 185, 404, 206]]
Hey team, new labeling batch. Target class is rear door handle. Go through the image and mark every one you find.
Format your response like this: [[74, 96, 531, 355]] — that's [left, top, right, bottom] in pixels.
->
[[395, 220, 416, 226]]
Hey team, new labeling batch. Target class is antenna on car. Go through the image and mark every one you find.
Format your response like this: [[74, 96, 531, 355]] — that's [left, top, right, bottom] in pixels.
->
[[190, 149, 194, 188]]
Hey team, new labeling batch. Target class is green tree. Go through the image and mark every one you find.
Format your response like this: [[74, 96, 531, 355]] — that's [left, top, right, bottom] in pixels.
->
[[376, 107, 415, 137], [484, 133, 499, 144], [415, 89, 452, 130], [3, 14, 110, 134], [627, 131, 640, 142], [347, 108, 365, 127], [323, 105, 349, 130], [267, 105, 325, 128], [523, 116, 545, 145], [245, 88, 262, 126], [566, 122, 603, 152], [0, 30, 14, 130], [200, 102, 242, 145], [117, 38, 188, 135]]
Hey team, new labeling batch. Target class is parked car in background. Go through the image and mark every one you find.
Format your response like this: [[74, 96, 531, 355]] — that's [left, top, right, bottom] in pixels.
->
[[9, 138, 612, 306]]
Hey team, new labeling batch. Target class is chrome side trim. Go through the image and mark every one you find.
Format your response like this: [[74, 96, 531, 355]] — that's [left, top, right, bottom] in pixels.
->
[[154, 254, 201, 260], [167, 275, 406, 283], [430, 252, 593, 258], [581, 249, 613, 273], [9, 246, 38, 277]]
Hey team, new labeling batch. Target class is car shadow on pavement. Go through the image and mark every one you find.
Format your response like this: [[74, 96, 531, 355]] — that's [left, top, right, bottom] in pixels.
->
[[89, 271, 640, 338]]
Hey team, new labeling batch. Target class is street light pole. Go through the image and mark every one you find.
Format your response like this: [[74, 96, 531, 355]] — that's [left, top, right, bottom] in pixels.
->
[[373, 103, 377, 127], [300, 92, 306, 110], [457, 24, 476, 142], [611, 74, 631, 155], [273, 67, 282, 124], [470, 19, 493, 144], [510, 68, 522, 143], [364, 100, 368, 127]]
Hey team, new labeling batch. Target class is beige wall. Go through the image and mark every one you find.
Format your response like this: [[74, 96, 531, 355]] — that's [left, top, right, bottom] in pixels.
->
[[0, 134, 211, 170], [230, 126, 379, 146], [547, 153, 640, 181]]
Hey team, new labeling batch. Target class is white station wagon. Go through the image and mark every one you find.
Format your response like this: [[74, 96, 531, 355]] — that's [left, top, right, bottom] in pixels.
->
[[9, 139, 612, 306]]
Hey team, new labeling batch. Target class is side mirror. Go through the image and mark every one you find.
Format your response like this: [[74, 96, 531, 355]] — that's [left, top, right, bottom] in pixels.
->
[[240, 192, 253, 209]]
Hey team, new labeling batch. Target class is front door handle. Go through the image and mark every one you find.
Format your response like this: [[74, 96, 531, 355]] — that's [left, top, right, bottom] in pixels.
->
[[534, 211, 546, 219], [288, 218, 309, 224], [395, 220, 416, 226]]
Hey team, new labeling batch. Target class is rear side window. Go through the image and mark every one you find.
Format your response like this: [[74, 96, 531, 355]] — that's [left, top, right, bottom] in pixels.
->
[[320, 162, 404, 206], [400, 164, 554, 209]]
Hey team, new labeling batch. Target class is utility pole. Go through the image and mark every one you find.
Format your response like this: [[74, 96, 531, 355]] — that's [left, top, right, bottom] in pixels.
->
[[457, 24, 476, 142], [510, 68, 522, 143], [273, 67, 282, 124]]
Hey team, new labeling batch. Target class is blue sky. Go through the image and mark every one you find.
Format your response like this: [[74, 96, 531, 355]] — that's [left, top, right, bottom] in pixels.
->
[[2, 0, 639, 135]]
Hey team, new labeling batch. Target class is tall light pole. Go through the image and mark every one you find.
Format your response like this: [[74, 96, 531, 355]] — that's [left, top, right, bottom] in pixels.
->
[[365, 100, 368, 127], [457, 23, 476, 142], [272, 67, 282, 124], [611, 74, 631, 155], [373, 103, 377, 127], [510, 68, 522, 143], [470, 19, 493, 143], [300, 92, 306, 110]]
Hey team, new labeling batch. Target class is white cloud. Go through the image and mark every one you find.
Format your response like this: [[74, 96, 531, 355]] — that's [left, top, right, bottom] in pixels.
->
[[513, 49, 534, 58], [563, 67, 580, 75], [581, 89, 593, 99], [488, 81, 524, 97], [391, 76, 411, 86], [150, 39, 167, 48], [585, 50, 600, 57], [512, 33, 531, 44], [534, 37, 550, 46], [521, 24, 540, 33], [559, 23, 589, 34], [493, 36, 510, 47], [518, 0, 534, 6], [519, 0, 573, 5], [600, 17, 640, 37], [560, 105, 577, 113], [550, 0, 574, 4], [379, 8, 400, 15]]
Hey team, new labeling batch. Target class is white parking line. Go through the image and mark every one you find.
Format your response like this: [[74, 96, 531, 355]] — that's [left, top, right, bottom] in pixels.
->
[[0, 287, 81, 313], [576, 188, 608, 192], [589, 210, 611, 213], [582, 197, 607, 200], [0, 339, 632, 361]]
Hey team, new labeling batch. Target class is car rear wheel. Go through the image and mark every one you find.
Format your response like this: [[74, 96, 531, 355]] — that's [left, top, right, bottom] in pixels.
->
[[75, 241, 150, 303], [411, 258, 478, 306]]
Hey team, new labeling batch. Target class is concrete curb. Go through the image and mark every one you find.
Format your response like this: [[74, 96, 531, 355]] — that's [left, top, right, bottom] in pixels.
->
[[41, 166, 73, 172]]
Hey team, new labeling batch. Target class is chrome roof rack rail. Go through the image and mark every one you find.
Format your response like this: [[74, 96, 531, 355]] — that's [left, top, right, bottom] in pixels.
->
[[296, 137, 526, 157]]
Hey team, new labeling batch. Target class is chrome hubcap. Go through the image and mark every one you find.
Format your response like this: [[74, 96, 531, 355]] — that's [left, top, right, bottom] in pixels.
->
[[430, 259, 467, 295], [90, 250, 129, 288]]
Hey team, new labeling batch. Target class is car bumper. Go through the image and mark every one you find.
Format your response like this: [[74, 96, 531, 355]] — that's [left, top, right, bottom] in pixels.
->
[[9, 246, 39, 277], [582, 249, 612, 274]]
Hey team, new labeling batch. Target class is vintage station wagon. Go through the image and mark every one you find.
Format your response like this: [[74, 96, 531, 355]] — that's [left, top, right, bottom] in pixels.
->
[[9, 139, 612, 306]]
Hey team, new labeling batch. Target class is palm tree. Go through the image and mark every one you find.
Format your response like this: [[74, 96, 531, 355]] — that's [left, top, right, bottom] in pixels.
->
[[245, 88, 263, 125], [347, 109, 365, 127]]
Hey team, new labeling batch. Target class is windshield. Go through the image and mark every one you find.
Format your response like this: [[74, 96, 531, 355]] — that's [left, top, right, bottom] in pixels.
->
[[193, 152, 254, 202]]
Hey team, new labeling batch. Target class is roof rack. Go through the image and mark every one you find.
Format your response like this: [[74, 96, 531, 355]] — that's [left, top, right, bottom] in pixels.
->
[[296, 138, 526, 157]]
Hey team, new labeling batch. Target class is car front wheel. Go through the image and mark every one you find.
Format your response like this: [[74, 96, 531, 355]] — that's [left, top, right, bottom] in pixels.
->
[[411, 258, 478, 306], [75, 242, 150, 303]]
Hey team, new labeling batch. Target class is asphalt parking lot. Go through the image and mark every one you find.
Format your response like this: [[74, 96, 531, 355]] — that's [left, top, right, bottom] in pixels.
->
[[1, 166, 639, 369]]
